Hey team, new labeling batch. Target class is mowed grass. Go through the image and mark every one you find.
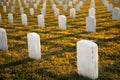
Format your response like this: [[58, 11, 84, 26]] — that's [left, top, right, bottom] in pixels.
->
[[0, 0, 120, 80]]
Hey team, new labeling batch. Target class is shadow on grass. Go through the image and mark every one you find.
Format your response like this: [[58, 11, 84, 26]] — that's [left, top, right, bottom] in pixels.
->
[[99, 61, 120, 79], [97, 24, 120, 32], [96, 35, 120, 45], [36, 68, 93, 80], [0, 58, 34, 69]]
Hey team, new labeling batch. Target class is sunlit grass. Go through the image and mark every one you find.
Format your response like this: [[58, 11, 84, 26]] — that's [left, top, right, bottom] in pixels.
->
[[0, 0, 120, 79]]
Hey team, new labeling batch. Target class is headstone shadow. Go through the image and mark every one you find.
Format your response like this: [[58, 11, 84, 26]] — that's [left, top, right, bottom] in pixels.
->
[[0, 58, 34, 69]]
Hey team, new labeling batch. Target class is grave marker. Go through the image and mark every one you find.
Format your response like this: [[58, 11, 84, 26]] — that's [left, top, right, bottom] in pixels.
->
[[21, 14, 28, 26], [86, 16, 96, 32], [54, 8, 59, 17], [70, 8, 76, 18], [112, 7, 120, 20], [37, 15, 45, 28], [3, 6, 7, 13], [8, 13, 13, 24], [77, 40, 98, 79], [89, 8, 95, 17], [27, 33, 41, 60], [30, 8, 34, 16], [58, 15, 67, 30], [0, 28, 8, 50]]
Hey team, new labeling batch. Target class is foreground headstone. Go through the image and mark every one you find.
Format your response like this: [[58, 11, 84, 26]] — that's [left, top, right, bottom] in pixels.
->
[[8, 13, 13, 24], [58, 15, 66, 30], [27, 32, 41, 60], [77, 40, 98, 79], [0, 28, 8, 50], [70, 8, 76, 18], [112, 7, 120, 20], [21, 14, 28, 26], [86, 16, 96, 32], [37, 15, 45, 28]]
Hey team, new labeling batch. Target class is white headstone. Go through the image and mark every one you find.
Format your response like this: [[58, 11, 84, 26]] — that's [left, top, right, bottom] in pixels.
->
[[86, 16, 96, 32], [20, 7, 24, 14], [29, 0, 33, 4], [27, 32, 41, 60], [89, 8, 95, 17], [3, 6, 7, 13], [11, 6, 14, 13], [54, 8, 59, 17], [69, 1, 72, 7], [42, 3, 46, 9], [79, 1, 83, 7], [104, 1, 109, 7], [6, 2, 9, 6], [1, 2, 3, 6], [112, 8, 120, 20], [77, 40, 98, 79], [107, 4, 113, 12], [52, 4, 56, 10], [63, 4, 67, 11], [30, 8, 34, 16], [0, 28, 8, 50], [58, 15, 67, 30], [58, 1, 63, 6], [73, 0, 76, 4], [8, 13, 13, 24], [21, 14, 28, 26], [90, 0, 95, 8], [37, 15, 45, 28], [70, 8, 76, 18], [76, 4, 80, 12], [41, 8, 46, 16], [34, 3, 37, 9], [26, 3, 29, 8]]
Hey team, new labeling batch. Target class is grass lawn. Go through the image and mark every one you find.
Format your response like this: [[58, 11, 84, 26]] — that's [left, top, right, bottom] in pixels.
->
[[0, 0, 120, 80]]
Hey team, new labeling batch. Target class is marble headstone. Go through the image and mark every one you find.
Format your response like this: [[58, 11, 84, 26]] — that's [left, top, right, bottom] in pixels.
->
[[37, 15, 45, 28], [70, 8, 76, 18], [58, 15, 67, 30], [8, 13, 13, 24], [0, 28, 8, 50], [27, 32, 41, 60], [86, 16, 96, 32], [21, 14, 28, 26], [77, 40, 98, 79]]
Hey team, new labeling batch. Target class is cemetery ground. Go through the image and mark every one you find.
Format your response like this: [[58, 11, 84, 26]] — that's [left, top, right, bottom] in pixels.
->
[[0, 0, 120, 79]]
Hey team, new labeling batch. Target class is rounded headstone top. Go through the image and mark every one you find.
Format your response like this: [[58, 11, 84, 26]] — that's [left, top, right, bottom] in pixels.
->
[[77, 40, 97, 47]]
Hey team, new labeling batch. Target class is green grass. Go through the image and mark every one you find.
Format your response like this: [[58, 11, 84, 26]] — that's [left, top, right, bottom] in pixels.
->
[[0, 0, 120, 80]]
